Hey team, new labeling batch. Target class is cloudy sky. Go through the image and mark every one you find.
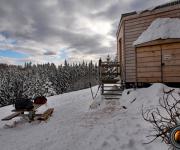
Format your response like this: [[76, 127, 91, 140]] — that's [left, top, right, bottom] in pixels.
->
[[0, 0, 170, 65]]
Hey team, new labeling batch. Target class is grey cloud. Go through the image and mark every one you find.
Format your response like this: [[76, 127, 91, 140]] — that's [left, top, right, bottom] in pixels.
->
[[129, 0, 170, 11], [92, 1, 124, 21], [110, 21, 119, 36], [44, 51, 57, 56], [57, 0, 111, 13], [0, 44, 43, 55], [92, 0, 170, 22], [0, 0, 171, 64]]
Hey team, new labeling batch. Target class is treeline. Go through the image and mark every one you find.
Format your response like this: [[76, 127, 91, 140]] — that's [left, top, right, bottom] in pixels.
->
[[0, 60, 98, 107]]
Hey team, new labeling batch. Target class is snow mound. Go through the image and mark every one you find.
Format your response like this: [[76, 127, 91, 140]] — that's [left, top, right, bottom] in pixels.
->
[[133, 18, 180, 46]]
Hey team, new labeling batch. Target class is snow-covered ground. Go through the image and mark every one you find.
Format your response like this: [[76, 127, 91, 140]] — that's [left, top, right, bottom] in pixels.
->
[[0, 83, 177, 150]]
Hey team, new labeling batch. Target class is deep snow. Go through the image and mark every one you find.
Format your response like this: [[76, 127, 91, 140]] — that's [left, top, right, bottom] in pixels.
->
[[0, 83, 177, 150], [133, 18, 180, 46]]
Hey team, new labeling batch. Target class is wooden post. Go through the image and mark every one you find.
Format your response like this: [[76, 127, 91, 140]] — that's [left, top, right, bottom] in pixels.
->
[[99, 58, 102, 76], [101, 83, 104, 94], [28, 110, 35, 122]]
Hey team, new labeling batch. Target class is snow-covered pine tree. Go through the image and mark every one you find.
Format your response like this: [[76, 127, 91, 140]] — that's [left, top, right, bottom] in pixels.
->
[[0, 60, 99, 107]]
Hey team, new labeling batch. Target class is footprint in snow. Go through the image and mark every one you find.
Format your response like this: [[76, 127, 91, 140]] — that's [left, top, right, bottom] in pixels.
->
[[102, 141, 111, 148], [120, 139, 136, 149]]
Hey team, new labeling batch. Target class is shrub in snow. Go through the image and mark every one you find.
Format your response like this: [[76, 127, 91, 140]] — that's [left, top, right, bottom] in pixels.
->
[[142, 88, 180, 149]]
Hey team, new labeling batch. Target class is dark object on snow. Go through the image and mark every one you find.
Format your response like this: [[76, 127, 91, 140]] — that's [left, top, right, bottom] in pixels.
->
[[130, 98, 136, 103], [122, 106, 127, 109], [15, 98, 34, 110], [34, 96, 47, 105], [127, 91, 131, 95]]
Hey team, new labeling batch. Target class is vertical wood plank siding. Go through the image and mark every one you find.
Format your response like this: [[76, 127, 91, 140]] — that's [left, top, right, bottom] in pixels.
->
[[162, 43, 180, 82], [136, 45, 162, 82], [117, 22, 125, 82]]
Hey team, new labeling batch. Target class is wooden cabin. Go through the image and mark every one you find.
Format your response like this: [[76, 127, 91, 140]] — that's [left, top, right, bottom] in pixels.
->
[[116, 0, 180, 87]]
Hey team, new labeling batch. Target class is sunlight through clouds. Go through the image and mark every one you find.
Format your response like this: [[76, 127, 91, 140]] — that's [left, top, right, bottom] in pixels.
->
[[0, 0, 171, 65]]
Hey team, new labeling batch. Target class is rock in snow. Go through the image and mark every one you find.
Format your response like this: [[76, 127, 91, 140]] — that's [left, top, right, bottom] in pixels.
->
[[133, 18, 180, 46], [0, 83, 178, 150]]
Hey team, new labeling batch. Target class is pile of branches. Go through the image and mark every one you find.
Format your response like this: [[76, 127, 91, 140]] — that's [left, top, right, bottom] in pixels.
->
[[142, 88, 180, 149]]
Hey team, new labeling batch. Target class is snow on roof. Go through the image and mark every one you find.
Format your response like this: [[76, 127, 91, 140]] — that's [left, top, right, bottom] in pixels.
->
[[133, 18, 180, 46], [136, 0, 180, 15], [136, 6, 156, 15]]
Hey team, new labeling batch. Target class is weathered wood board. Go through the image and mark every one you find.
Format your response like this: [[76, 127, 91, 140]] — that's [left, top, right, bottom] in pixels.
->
[[1, 112, 21, 121], [136, 45, 161, 82], [162, 43, 180, 82], [37, 108, 54, 121]]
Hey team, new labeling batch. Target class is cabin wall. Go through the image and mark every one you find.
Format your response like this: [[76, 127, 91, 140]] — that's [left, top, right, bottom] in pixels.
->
[[118, 4, 180, 83], [117, 22, 125, 82]]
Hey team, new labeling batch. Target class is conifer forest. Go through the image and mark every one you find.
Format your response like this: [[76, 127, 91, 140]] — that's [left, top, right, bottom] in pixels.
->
[[0, 60, 98, 107]]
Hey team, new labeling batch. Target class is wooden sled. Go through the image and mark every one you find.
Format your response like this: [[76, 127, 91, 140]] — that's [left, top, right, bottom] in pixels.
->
[[37, 108, 54, 121]]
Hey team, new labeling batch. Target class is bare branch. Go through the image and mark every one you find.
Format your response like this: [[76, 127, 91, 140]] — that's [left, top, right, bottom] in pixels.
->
[[142, 89, 180, 148]]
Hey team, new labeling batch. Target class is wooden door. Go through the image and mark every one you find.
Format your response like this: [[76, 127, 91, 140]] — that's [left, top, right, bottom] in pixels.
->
[[136, 45, 162, 82], [162, 43, 180, 82]]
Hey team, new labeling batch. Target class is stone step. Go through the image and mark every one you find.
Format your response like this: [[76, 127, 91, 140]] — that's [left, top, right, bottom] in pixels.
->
[[105, 100, 120, 105], [103, 89, 123, 91], [102, 93, 122, 96], [104, 97, 120, 100]]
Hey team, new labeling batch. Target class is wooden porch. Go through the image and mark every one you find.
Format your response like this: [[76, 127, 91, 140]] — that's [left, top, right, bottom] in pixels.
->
[[98, 59, 123, 97]]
